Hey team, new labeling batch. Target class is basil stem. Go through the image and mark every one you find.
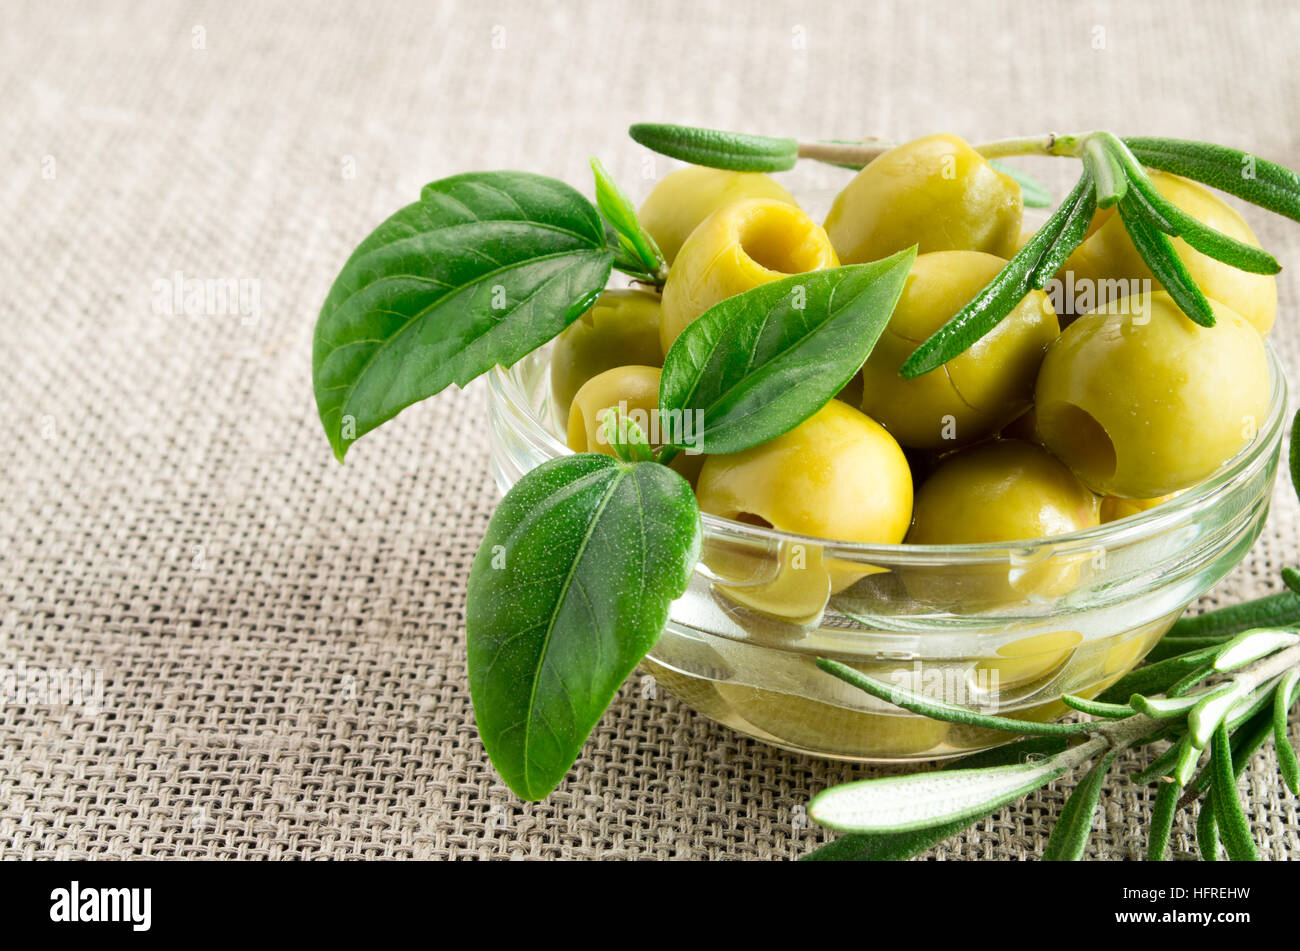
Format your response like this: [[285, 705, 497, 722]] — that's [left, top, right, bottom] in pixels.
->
[[898, 170, 1096, 379], [590, 157, 668, 284]]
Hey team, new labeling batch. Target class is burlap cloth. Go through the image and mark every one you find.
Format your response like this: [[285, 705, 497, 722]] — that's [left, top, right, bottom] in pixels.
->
[[4, 0, 1300, 860]]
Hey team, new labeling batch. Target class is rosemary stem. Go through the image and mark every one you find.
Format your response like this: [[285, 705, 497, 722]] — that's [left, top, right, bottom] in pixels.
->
[[795, 132, 1087, 168], [1232, 642, 1300, 693]]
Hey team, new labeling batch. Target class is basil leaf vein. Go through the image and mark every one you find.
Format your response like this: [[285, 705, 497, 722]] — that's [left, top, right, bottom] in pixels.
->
[[466, 454, 701, 800], [658, 250, 915, 455], [313, 171, 613, 460]]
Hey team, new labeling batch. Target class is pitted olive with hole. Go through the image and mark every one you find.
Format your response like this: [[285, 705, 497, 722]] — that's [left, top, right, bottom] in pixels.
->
[[695, 400, 911, 620], [859, 250, 1059, 450], [567, 365, 705, 482], [550, 289, 663, 426], [1059, 170, 1277, 334], [697, 400, 913, 544], [906, 439, 1100, 606], [566, 364, 662, 456], [636, 165, 798, 266], [658, 197, 839, 353], [823, 133, 1023, 264], [1034, 290, 1270, 498]]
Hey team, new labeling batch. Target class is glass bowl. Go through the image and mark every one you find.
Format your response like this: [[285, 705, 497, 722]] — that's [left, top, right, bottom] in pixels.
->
[[486, 342, 1288, 761]]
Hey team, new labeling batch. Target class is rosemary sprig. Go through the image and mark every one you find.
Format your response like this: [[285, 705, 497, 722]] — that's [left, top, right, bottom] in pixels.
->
[[898, 171, 1096, 379], [626, 121, 1299, 378], [804, 620, 1300, 861], [902, 131, 1293, 374]]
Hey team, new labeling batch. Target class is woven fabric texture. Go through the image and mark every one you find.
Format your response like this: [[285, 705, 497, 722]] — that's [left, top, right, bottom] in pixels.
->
[[4, 0, 1300, 859]]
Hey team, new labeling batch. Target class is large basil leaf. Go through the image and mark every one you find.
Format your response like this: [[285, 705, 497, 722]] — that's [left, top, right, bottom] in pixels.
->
[[658, 249, 915, 455], [313, 171, 613, 460], [466, 453, 702, 801]]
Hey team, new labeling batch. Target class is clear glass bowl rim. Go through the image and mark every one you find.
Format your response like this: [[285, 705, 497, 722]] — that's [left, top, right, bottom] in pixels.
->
[[488, 340, 1288, 564]]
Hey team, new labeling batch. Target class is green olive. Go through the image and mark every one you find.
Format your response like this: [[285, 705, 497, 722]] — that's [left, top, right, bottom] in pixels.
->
[[550, 289, 663, 426], [1099, 492, 1179, 523], [697, 400, 913, 543], [566, 365, 704, 483], [715, 683, 948, 758], [696, 400, 910, 620], [859, 251, 1059, 449], [567, 364, 662, 456], [1035, 291, 1270, 498], [905, 439, 1099, 606], [999, 405, 1040, 444], [658, 198, 838, 353], [823, 133, 1022, 264], [975, 630, 1083, 689], [637, 165, 797, 266], [909, 439, 1100, 545], [1059, 170, 1276, 334]]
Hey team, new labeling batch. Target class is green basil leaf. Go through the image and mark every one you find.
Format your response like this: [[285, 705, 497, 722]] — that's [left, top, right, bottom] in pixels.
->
[[629, 122, 798, 172], [313, 171, 613, 461], [590, 157, 666, 283], [659, 250, 915, 455], [1043, 751, 1119, 861], [989, 160, 1052, 208], [466, 453, 701, 801], [1123, 136, 1300, 223]]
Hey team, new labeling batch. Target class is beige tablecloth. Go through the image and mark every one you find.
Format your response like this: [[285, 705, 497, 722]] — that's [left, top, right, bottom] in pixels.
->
[[4, 0, 1300, 859]]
